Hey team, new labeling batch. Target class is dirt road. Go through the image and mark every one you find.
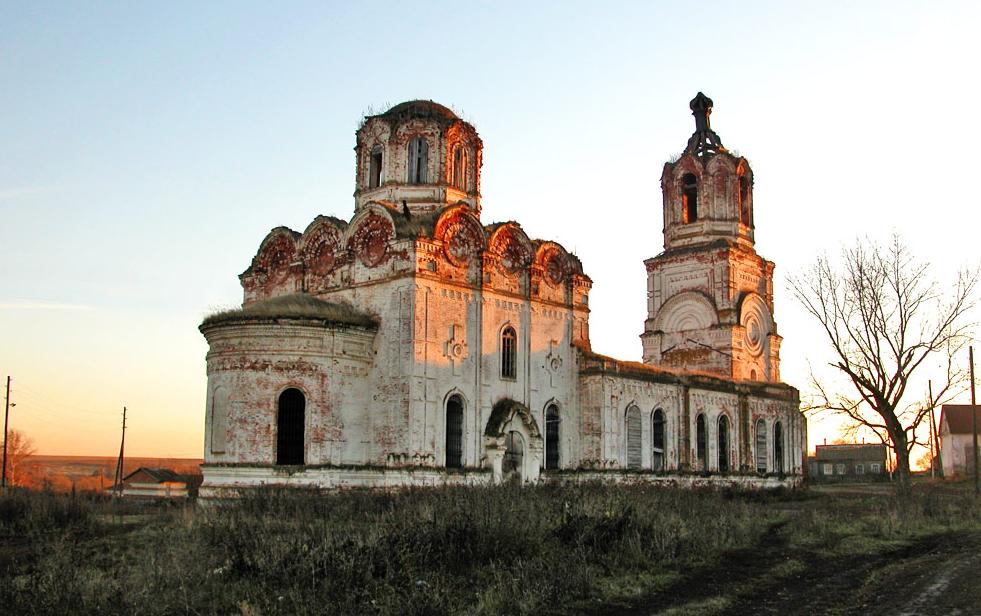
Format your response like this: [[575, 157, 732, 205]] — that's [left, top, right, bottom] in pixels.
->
[[588, 526, 981, 615]]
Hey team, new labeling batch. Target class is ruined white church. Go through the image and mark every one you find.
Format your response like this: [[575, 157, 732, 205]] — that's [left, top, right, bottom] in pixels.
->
[[199, 94, 806, 496]]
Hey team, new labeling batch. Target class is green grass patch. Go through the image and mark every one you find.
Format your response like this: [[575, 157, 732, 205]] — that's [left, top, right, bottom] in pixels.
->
[[0, 483, 978, 614]]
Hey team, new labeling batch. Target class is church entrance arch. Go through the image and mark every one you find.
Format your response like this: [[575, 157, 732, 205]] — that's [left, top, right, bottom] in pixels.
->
[[503, 431, 524, 479], [484, 399, 543, 483]]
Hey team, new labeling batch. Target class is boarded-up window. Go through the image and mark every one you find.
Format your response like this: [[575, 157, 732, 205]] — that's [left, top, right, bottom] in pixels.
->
[[695, 414, 707, 468], [369, 145, 383, 188], [210, 387, 229, 454], [774, 421, 784, 474], [545, 404, 560, 470], [501, 326, 517, 379], [503, 431, 524, 475], [276, 388, 305, 465], [755, 419, 767, 473], [718, 414, 730, 473], [626, 405, 642, 469], [445, 395, 463, 468], [652, 408, 666, 471], [408, 137, 428, 184], [682, 173, 698, 223], [452, 146, 467, 190]]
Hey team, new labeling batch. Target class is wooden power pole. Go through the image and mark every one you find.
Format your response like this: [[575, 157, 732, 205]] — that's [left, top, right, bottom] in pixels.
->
[[112, 407, 127, 497], [1, 376, 10, 490], [928, 380, 943, 479], [971, 347, 979, 496]]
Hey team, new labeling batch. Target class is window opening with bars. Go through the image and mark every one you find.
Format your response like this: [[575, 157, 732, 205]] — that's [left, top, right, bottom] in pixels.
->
[[652, 409, 666, 471], [445, 395, 463, 468], [545, 404, 560, 470], [501, 326, 517, 379]]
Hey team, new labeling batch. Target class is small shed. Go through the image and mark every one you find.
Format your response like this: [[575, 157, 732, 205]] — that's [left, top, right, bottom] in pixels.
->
[[939, 405, 981, 477], [119, 467, 190, 498], [807, 443, 888, 482]]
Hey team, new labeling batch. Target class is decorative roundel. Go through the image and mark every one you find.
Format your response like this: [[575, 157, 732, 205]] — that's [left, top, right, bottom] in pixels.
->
[[451, 343, 465, 358], [550, 357, 562, 372], [256, 235, 295, 275], [499, 234, 531, 275], [350, 213, 393, 267], [310, 239, 338, 275], [303, 226, 341, 276], [745, 314, 764, 356], [740, 296, 770, 358], [546, 253, 567, 286], [443, 218, 482, 267]]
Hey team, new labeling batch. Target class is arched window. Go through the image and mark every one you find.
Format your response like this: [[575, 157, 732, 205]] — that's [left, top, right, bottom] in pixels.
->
[[755, 418, 767, 473], [501, 326, 517, 379], [774, 421, 784, 474], [369, 145, 383, 188], [695, 413, 707, 469], [626, 405, 642, 469], [652, 408, 666, 471], [445, 395, 464, 468], [682, 173, 698, 223], [545, 404, 560, 470], [408, 137, 428, 184], [276, 388, 305, 465], [718, 414, 730, 473], [738, 175, 750, 225], [210, 387, 229, 454], [452, 146, 467, 190], [503, 431, 524, 475]]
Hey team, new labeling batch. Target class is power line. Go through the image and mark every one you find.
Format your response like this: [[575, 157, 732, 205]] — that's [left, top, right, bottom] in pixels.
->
[[12, 383, 114, 417]]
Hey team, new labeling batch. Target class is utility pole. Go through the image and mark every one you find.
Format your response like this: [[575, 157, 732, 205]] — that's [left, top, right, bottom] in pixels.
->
[[112, 406, 127, 497], [2, 376, 10, 490], [928, 380, 944, 479], [971, 347, 979, 496], [928, 380, 935, 478]]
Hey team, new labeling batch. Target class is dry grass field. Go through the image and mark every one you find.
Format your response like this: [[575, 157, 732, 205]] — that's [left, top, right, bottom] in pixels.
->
[[0, 482, 978, 615]]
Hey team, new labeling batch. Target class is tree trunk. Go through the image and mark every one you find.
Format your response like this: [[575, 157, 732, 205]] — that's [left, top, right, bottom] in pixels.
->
[[893, 448, 912, 496], [888, 419, 913, 497]]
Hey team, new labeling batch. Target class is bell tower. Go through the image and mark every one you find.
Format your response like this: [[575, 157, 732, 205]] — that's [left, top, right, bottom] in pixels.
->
[[662, 92, 755, 250], [354, 100, 483, 217], [641, 93, 782, 382]]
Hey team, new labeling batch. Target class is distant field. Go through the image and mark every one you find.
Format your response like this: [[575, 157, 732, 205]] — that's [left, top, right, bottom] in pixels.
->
[[1, 482, 979, 615], [24, 456, 203, 491]]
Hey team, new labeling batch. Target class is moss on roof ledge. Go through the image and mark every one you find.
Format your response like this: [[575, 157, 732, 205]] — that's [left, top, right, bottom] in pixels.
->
[[201, 294, 378, 329]]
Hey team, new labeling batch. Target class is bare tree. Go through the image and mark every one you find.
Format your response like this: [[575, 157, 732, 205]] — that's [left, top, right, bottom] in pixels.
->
[[3, 429, 37, 487], [789, 235, 977, 496]]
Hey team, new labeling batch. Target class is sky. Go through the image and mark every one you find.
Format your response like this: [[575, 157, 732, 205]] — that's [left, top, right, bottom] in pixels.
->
[[2, 1, 980, 460]]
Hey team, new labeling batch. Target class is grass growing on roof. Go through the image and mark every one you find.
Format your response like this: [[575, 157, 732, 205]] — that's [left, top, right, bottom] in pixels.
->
[[201, 294, 378, 328]]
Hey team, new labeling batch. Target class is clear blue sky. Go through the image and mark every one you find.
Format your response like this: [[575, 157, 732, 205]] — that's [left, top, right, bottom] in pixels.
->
[[2, 1, 979, 457]]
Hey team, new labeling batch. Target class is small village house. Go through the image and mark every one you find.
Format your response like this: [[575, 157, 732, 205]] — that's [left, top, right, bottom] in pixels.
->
[[939, 405, 981, 478], [118, 468, 192, 498], [808, 443, 887, 482]]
